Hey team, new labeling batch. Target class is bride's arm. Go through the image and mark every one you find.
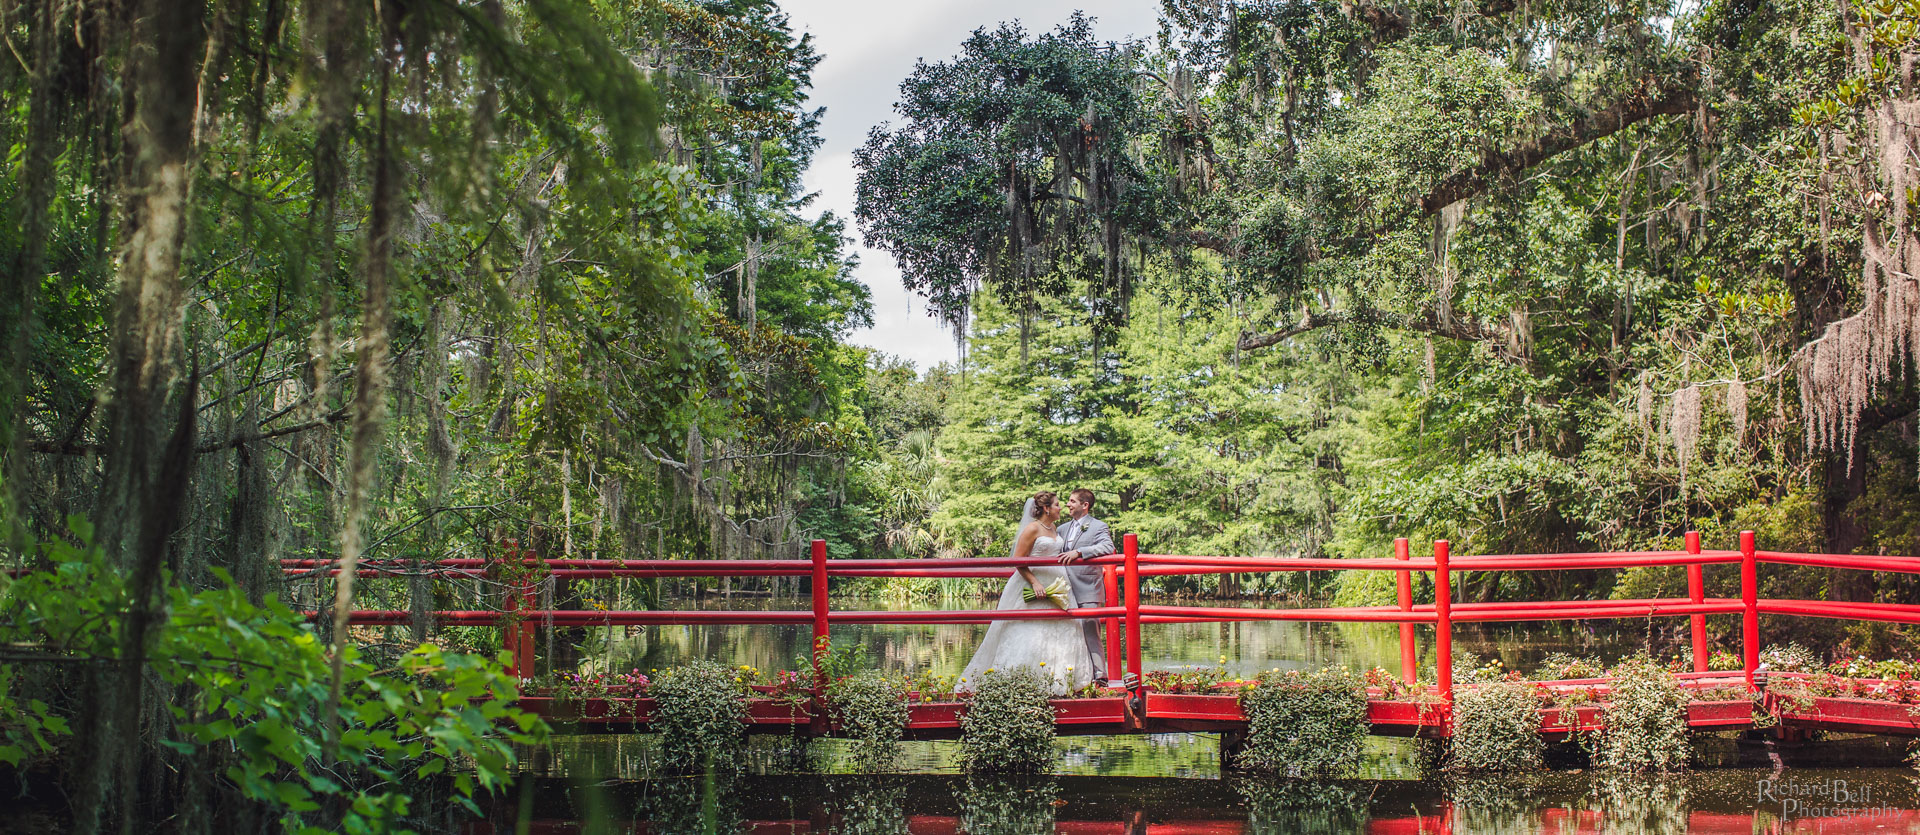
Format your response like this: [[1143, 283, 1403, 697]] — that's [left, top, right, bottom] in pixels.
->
[[1012, 524, 1068, 610]]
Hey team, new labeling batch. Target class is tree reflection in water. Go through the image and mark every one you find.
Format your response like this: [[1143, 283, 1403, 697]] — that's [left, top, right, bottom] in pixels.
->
[[1588, 773, 1691, 835], [956, 777, 1060, 835], [1234, 777, 1369, 834], [1444, 773, 1547, 834], [825, 776, 910, 835], [635, 767, 744, 835], [494, 768, 1920, 834]]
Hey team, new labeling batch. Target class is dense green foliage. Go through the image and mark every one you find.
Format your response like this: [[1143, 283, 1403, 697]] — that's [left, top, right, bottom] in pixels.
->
[[825, 670, 911, 773], [853, 1, 1920, 652], [1234, 668, 1369, 775], [957, 668, 1057, 773], [1596, 656, 1692, 773], [1447, 681, 1546, 772], [649, 659, 750, 775], [2, 522, 541, 831], [12, 0, 1920, 822]]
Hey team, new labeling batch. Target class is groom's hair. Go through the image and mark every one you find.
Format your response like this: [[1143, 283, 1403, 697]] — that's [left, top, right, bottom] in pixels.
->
[[1071, 488, 1094, 508]]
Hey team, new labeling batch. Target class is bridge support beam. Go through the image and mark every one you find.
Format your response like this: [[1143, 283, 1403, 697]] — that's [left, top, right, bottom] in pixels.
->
[[1103, 566, 1122, 684], [1124, 534, 1141, 689], [811, 539, 829, 732], [1687, 531, 1707, 673], [1742, 530, 1759, 691], [1434, 540, 1453, 707], [1395, 538, 1416, 686]]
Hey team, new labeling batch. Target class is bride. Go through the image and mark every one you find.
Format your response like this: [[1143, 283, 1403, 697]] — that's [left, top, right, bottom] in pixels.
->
[[957, 491, 1097, 695]]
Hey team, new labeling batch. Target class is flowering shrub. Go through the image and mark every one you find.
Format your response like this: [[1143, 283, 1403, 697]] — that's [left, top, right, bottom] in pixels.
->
[[827, 671, 910, 772], [1759, 643, 1823, 673], [1533, 653, 1605, 680], [1234, 668, 1368, 776], [907, 669, 960, 701], [1363, 666, 1413, 700], [1597, 656, 1690, 773], [1448, 680, 1546, 772], [552, 668, 649, 698], [1144, 658, 1232, 693], [957, 668, 1057, 773], [1449, 651, 1510, 683], [650, 660, 749, 775]]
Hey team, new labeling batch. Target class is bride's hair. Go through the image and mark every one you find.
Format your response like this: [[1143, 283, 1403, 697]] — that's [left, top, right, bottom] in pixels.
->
[[1029, 491, 1058, 519]]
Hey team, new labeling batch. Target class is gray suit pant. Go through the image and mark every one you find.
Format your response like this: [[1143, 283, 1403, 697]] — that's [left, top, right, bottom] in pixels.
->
[[1068, 567, 1107, 680]]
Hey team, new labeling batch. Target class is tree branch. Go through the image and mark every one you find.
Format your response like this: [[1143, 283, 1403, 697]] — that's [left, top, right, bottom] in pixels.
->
[[1237, 307, 1512, 353], [1416, 77, 1698, 217]]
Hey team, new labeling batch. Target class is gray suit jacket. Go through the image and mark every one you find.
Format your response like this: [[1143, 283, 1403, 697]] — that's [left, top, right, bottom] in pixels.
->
[[1058, 515, 1114, 607]]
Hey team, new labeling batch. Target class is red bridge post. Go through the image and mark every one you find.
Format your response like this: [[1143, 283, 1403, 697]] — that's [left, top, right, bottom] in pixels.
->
[[1102, 565, 1122, 684], [503, 575, 536, 679], [811, 539, 829, 703], [1394, 537, 1416, 686], [1433, 540, 1453, 705], [1124, 534, 1141, 689], [1741, 530, 1759, 690], [1686, 531, 1707, 673]]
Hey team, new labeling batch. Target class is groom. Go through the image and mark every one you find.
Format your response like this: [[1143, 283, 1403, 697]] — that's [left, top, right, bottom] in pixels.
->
[[1056, 488, 1116, 683]]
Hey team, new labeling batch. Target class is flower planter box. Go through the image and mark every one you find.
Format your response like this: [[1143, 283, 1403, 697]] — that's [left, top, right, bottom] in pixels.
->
[[1368, 700, 1447, 736], [904, 696, 1129, 731], [1143, 692, 1243, 722], [515, 695, 814, 726], [1538, 704, 1603, 734], [1770, 694, 1920, 736], [746, 698, 814, 725], [908, 700, 967, 729], [1051, 696, 1129, 726], [1686, 699, 1754, 729], [514, 695, 652, 724]]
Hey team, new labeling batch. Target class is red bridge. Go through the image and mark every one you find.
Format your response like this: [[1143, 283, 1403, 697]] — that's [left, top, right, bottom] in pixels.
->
[[287, 531, 1920, 752]]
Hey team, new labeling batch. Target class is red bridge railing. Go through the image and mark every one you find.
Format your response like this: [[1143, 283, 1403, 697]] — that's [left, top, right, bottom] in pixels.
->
[[285, 530, 1920, 707]]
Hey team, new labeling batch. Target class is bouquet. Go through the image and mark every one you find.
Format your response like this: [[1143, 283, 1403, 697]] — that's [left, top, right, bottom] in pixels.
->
[[1021, 577, 1070, 608]]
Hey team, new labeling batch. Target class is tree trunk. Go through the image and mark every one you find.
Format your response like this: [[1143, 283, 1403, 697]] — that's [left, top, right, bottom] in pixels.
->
[[73, 0, 206, 826]]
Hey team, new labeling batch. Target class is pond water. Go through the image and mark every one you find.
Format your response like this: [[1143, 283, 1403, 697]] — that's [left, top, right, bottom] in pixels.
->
[[585, 595, 1684, 681], [470, 769, 1920, 834]]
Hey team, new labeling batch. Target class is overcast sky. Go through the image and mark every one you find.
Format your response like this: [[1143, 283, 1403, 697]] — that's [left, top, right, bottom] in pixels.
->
[[777, 0, 1161, 371]]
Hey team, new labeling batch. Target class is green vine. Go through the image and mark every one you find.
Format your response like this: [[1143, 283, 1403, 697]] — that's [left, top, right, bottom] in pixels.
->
[[1234, 668, 1368, 776], [1447, 679, 1545, 772], [827, 671, 910, 773], [957, 668, 1057, 774], [1596, 656, 1690, 773], [649, 660, 749, 775]]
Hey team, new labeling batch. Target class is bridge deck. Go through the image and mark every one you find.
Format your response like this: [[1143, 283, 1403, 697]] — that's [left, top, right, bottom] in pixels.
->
[[513, 676, 1920, 740]]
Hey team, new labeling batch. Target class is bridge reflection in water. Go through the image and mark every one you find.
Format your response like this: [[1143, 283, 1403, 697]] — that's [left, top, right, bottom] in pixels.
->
[[466, 771, 1920, 834]]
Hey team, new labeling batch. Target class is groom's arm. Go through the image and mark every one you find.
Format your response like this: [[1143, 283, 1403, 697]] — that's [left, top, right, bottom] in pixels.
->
[[1061, 519, 1116, 562], [1077, 520, 1116, 559]]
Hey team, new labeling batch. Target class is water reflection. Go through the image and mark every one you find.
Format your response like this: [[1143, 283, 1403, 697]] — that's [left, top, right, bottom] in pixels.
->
[[473, 769, 1920, 834], [1236, 778, 1369, 834], [529, 733, 1426, 780]]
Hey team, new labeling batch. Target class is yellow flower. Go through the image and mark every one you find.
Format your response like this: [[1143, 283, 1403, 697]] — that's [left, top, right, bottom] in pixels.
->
[[986, 668, 996, 674], [1039, 662, 1047, 667]]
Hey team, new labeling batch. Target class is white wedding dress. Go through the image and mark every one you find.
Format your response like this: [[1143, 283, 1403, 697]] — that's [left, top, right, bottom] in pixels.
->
[[956, 530, 1097, 696]]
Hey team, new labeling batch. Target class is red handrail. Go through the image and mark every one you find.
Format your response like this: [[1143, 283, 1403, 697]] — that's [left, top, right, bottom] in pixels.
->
[[292, 528, 1920, 717]]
